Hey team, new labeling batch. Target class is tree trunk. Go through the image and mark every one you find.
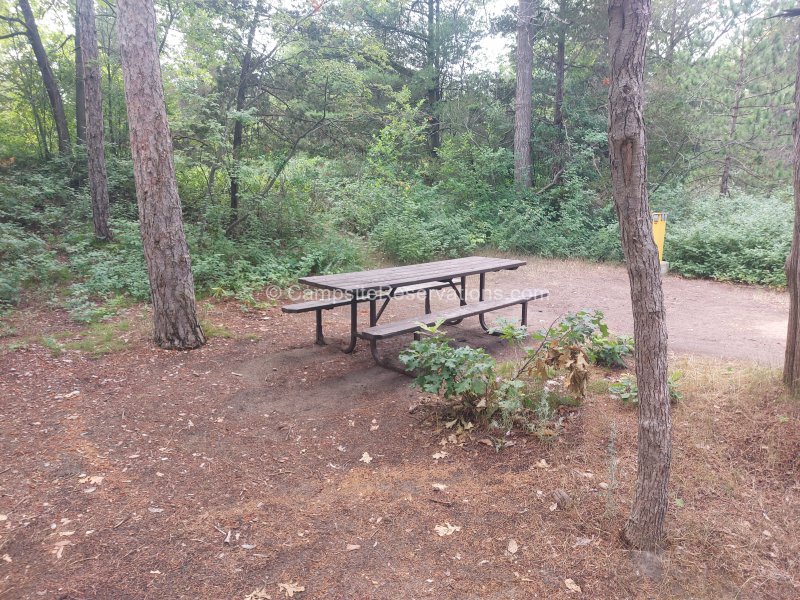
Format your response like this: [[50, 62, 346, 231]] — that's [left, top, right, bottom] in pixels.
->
[[514, 0, 534, 188], [230, 2, 261, 213], [78, 0, 112, 241], [554, 0, 566, 128], [608, 0, 671, 552], [784, 23, 800, 393], [19, 0, 71, 155], [426, 0, 441, 154], [117, 0, 205, 350], [75, 4, 86, 145], [720, 39, 745, 196]]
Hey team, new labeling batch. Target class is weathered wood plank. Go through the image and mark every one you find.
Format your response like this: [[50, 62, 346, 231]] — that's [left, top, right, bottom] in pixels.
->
[[359, 289, 549, 340], [281, 280, 456, 314], [300, 256, 525, 294]]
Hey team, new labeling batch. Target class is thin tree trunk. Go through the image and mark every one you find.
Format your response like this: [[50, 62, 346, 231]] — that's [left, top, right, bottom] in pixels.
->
[[514, 0, 534, 188], [720, 39, 746, 196], [608, 0, 671, 552], [18, 0, 71, 155], [554, 0, 566, 128], [230, 1, 261, 213], [117, 0, 205, 350], [75, 4, 86, 145], [78, 0, 112, 240], [784, 23, 800, 393], [426, 0, 441, 153]]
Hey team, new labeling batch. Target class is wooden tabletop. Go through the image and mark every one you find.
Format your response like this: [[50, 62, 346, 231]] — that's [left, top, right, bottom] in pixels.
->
[[299, 256, 526, 295]]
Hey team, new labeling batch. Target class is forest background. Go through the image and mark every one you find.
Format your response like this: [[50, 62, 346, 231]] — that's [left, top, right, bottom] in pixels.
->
[[1, 0, 796, 318]]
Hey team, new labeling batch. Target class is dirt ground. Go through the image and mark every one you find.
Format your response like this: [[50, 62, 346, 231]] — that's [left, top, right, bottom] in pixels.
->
[[1, 256, 798, 600]]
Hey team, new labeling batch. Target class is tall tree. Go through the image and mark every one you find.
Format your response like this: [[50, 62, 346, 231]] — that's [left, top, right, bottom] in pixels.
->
[[77, 0, 111, 240], [784, 19, 800, 393], [14, 0, 71, 154], [513, 0, 533, 188], [117, 0, 205, 349], [229, 0, 262, 213], [607, 0, 671, 551], [75, 4, 85, 145]]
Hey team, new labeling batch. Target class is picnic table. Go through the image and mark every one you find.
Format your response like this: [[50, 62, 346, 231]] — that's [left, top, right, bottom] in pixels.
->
[[283, 256, 549, 370]]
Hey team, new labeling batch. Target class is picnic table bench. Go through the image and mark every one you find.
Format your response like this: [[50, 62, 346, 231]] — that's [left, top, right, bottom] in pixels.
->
[[282, 256, 549, 370]]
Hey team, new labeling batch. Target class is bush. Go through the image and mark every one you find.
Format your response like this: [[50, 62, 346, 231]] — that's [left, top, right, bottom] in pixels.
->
[[664, 191, 791, 286], [0, 222, 68, 305]]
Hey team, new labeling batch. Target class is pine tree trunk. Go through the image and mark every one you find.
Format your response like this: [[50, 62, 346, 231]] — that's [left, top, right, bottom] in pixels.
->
[[514, 0, 534, 188], [117, 0, 205, 350], [19, 0, 71, 155], [608, 0, 671, 552], [78, 0, 112, 241], [75, 4, 86, 145], [554, 0, 566, 128], [426, 0, 441, 154], [784, 24, 800, 393], [230, 3, 261, 213]]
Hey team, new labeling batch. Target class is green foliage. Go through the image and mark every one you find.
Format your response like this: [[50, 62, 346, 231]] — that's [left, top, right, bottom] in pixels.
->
[[0, 222, 68, 305], [533, 310, 633, 368], [609, 372, 683, 406], [399, 320, 588, 434], [660, 191, 792, 286]]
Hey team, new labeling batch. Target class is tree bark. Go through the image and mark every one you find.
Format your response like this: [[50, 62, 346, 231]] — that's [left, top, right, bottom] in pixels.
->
[[78, 0, 112, 241], [230, 1, 261, 213], [784, 23, 800, 393], [554, 0, 566, 128], [18, 0, 71, 155], [75, 4, 86, 145], [117, 0, 205, 350], [426, 0, 441, 154], [514, 0, 534, 188], [608, 0, 671, 552]]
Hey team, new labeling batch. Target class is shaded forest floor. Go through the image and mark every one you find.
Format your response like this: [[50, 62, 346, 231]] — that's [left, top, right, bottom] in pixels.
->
[[1, 257, 798, 599]]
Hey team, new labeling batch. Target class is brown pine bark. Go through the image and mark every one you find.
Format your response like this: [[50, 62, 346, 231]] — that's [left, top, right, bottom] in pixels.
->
[[117, 0, 205, 350], [553, 0, 566, 128], [514, 0, 534, 188], [784, 23, 800, 393], [425, 0, 441, 154], [77, 0, 112, 241], [608, 0, 671, 552], [18, 0, 71, 155], [75, 4, 85, 145]]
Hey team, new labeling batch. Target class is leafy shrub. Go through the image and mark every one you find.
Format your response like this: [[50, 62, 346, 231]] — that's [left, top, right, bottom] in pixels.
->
[[661, 191, 791, 286], [609, 372, 683, 406], [534, 309, 633, 368], [0, 222, 68, 305]]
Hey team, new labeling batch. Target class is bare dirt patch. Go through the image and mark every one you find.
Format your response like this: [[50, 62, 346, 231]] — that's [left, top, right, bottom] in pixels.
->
[[1, 257, 797, 599]]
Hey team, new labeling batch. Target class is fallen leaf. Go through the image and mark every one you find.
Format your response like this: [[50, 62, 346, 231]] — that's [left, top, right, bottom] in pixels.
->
[[0, 514, 7, 521], [573, 537, 593, 547], [244, 587, 272, 600], [58, 531, 75, 537], [241, 544, 256, 550], [507, 539, 519, 554], [434, 523, 461, 536], [2, 554, 11, 563], [79, 475, 104, 485], [150, 570, 162, 574], [598, 482, 609, 490], [431, 451, 448, 460], [478, 438, 494, 447], [549, 503, 558, 512], [83, 487, 96, 493], [535, 459, 550, 469], [359, 452, 372, 464], [431, 483, 448, 491], [148, 507, 164, 513], [278, 582, 305, 597], [565, 579, 582, 593], [51, 540, 71, 559], [346, 544, 361, 551]]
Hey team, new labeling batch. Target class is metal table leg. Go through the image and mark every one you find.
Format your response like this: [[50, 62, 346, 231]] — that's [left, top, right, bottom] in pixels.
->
[[342, 297, 358, 353]]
